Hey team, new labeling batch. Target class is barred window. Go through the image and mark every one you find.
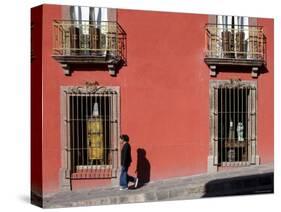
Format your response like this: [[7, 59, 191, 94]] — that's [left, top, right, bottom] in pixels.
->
[[210, 80, 257, 167], [62, 85, 119, 179]]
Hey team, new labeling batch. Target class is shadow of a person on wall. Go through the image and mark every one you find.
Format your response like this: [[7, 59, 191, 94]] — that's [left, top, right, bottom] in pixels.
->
[[135, 148, 150, 188]]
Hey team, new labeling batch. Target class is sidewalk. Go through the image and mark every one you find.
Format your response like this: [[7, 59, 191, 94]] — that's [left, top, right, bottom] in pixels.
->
[[43, 163, 273, 208]]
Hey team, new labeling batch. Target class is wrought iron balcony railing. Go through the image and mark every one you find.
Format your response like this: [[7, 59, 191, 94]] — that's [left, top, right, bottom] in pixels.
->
[[52, 20, 127, 76], [204, 24, 266, 77]]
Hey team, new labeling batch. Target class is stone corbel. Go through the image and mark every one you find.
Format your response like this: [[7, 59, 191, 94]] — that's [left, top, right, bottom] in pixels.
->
[[61, 64, 71, 76], [209, 65, 217, 77], [251, 67, 259, 78], [108, 64, 116, 76]]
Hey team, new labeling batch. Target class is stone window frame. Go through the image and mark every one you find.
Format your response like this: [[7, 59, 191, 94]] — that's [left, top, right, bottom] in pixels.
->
[[60, 84, 120, 190], [208, 80, 260, 173]]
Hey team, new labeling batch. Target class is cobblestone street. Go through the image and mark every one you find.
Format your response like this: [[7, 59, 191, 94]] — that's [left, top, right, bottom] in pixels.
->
[[42, 163, 273, 208]]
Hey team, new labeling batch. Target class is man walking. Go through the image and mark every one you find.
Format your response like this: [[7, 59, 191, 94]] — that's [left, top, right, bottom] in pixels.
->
[[119, 134, 138, 190]]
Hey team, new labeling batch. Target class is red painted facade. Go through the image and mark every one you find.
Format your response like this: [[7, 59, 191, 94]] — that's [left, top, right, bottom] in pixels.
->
[[31, 4, 274, 195]]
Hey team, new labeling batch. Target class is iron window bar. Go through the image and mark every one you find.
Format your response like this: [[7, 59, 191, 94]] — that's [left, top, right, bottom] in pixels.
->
[[64, 85, 119, 179], [211, 80, 257, 167]]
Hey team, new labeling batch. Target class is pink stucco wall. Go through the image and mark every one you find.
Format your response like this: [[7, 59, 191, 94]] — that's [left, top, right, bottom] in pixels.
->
[[31, 5, 274, 195]]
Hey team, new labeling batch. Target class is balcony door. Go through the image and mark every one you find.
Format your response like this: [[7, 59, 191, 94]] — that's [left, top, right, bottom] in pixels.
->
[[66, 6, 116, 56], [216, 16, 249, 59]]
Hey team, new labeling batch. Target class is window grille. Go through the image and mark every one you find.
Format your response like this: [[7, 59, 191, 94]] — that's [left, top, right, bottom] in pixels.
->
[[210, 80, 257, 167], [62, 85, 119, 179]]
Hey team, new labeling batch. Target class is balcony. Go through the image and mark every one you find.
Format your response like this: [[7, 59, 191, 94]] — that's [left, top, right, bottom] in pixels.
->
[[52, 20, 127, 76], [204, 24, 266, 77]]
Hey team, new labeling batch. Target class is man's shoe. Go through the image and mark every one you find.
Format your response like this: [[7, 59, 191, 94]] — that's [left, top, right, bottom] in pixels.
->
[[119, 187, 128, 191], [134, 178, 139, 188]]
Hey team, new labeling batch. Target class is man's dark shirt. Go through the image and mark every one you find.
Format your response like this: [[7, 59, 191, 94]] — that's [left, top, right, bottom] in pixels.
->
[[121, 142, 132, 168]]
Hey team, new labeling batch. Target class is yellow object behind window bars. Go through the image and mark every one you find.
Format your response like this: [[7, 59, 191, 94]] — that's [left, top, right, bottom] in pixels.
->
[[87, 117, 104, 161]]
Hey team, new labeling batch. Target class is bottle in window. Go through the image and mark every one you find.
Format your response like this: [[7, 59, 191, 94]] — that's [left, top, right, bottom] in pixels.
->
[[237, 122, 244, 142]]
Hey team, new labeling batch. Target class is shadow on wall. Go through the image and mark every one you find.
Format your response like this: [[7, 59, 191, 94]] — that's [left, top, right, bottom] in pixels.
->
[[135, 148, 151, 188], [202, 172, 274, 198]]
